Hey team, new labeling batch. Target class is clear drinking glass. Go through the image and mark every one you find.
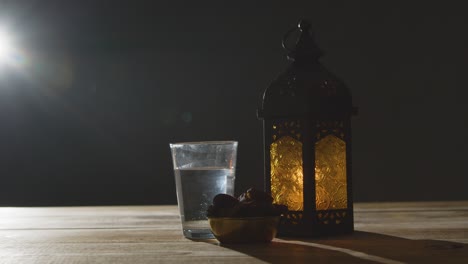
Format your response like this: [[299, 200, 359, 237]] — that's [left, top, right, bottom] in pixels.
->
[[169, 141, 237, 239]]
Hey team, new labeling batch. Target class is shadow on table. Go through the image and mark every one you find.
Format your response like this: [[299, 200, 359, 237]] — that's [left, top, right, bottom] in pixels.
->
[[219, 231, 467, 264]]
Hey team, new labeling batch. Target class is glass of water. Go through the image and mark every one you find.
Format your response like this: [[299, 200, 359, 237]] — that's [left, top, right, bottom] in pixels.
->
[[169, 141, 237, 239]]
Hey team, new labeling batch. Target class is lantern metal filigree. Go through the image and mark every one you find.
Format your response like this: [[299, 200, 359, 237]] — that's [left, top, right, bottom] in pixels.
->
[[257, 20, 357, 236]]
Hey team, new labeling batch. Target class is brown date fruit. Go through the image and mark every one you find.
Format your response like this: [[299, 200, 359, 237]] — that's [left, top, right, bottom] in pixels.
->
[[238, 188, 273, 204], [213, 193, 239, 208], [208, 188, 288, 218]]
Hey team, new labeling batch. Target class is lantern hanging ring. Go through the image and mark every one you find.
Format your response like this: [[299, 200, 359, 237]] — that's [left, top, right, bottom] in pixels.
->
[[282, 20, 312, 53]]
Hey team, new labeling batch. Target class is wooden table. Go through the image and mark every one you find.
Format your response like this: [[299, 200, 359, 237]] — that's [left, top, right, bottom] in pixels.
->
[[0, 202, 467, 263]]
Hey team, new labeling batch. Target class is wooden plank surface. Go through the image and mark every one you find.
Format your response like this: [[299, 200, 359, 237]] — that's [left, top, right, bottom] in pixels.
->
[[0, 202, 466, 263]]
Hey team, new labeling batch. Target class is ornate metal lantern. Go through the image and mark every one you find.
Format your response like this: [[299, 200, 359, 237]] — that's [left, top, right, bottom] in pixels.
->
[[257, 20, 357, 236]]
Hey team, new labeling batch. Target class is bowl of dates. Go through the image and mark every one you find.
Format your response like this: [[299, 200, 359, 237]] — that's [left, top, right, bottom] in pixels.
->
[[207, 188, 287, 243]]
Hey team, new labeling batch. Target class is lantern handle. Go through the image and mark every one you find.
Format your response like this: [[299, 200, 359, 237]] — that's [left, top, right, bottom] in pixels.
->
[[282, 26, 298, 53], [282, 20, 313, 52], [282, 20, 321, 61]]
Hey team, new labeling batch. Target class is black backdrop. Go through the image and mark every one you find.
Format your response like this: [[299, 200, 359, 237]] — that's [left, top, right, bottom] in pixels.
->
[[0, 1, 467, 205]]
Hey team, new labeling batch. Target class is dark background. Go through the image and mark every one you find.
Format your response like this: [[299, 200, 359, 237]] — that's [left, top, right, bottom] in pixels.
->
[[0, 1, 467, 206]]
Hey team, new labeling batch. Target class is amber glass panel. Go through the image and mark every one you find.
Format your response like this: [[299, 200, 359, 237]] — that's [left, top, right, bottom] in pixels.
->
[[315, 135, 347, 210], [270, 136, 303, 211]]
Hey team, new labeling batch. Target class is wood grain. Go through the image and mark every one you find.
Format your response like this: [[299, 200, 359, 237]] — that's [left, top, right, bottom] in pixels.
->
[[0, 202, 466, 263]]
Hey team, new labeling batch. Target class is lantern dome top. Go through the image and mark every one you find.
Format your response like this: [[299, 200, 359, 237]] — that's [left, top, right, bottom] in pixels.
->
[[258, 19, 355, 119]]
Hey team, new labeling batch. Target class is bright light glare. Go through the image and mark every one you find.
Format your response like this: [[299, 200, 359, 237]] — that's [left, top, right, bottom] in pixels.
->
[[0, 29, 13, 60]]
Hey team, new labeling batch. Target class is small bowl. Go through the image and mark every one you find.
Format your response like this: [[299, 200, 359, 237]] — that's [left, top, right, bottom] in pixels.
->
[[208, 216, 280, 244]]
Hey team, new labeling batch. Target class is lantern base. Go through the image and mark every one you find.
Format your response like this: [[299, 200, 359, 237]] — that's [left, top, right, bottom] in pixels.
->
[[277, 209, 354, 237]]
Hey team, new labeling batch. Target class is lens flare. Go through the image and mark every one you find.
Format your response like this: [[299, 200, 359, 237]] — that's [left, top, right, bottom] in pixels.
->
[[0, 29, 13, 61], [0, 28, 29, 70]]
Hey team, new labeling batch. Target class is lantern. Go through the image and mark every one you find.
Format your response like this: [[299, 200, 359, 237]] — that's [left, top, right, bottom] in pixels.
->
[[257, 20, 357, 236]]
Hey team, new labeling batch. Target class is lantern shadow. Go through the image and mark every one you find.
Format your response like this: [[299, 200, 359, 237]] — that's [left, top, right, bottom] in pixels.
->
[[218, 231, 467, 264]]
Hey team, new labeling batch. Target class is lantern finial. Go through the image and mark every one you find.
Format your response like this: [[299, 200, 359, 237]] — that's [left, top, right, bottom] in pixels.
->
[[282, 19, 323, 62]]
